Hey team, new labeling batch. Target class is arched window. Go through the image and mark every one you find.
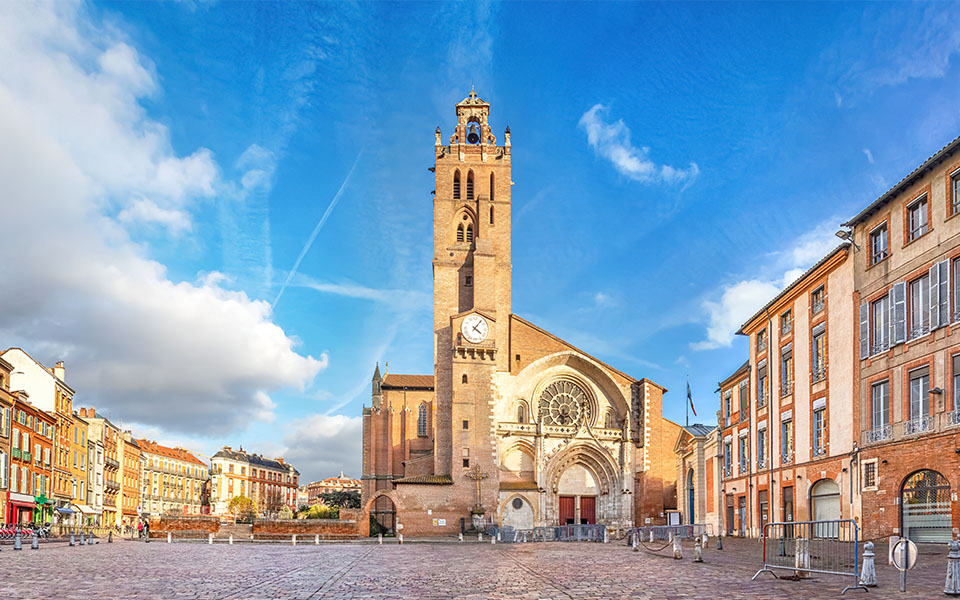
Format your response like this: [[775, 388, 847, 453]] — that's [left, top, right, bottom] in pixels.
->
[[467, 171, 474, 200], [490, 206, 494, 225], [490, 173, 495, 201], [604, 411, 615, 429], [461, 374, 468, 384], [901, 470, 951, 542], [517, 404, 525, 423], [417, 404, 428, 437], [453, 171, 461, 200], [466, 225, 473, 243], [457, 225, 464, 242]]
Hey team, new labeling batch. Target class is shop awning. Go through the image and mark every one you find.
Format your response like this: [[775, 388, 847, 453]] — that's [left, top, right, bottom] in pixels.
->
[[76, 505, 98, 515], [9, 500, 35, 509], [55, 507, 75, 515]]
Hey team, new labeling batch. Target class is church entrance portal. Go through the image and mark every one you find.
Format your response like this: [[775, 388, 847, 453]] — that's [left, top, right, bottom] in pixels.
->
[[559, 496, 575, 525]]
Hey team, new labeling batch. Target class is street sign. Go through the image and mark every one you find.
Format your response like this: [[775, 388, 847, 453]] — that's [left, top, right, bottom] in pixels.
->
[[892, 539, 917, 571]]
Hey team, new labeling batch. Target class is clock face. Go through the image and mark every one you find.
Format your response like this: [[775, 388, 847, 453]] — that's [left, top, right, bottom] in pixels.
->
[[461, 314, 489, 343]]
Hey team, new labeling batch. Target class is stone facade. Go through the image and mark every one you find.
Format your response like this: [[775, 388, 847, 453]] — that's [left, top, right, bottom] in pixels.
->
[[675, 424, 720, 533], [361, 90, 679, 537]]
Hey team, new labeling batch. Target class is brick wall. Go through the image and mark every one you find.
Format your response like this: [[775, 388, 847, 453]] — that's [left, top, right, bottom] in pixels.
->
[[149, 515, 219, 533], [252, 518, 360, 538]]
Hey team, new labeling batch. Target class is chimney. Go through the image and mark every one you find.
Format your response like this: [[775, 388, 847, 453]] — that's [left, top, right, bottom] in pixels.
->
[[54, 361, 65, 382], [224, 446, 231, 452]]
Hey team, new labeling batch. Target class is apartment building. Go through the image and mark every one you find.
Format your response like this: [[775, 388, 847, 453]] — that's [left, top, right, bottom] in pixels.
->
[[0, 357, 13, 524], [119, 432, 142, 527], [719, 244, 855, 537], [6, 394, 55, 523], [137, 439, 207, 517], [846, 135, 960, 543], [210, 446, 299, 516]]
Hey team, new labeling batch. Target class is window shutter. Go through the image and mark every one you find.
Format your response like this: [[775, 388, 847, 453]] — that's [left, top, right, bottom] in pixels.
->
[[859, 302, 869, 359], [938, 260, 950, 327], [892, 282, 907, 344], [930, 263, 941, 329]]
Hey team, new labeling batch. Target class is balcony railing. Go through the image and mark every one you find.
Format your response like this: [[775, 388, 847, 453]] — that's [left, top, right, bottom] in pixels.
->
[[902, 415, 933, 436], [780, 453, 793, 465], [812, 363, 827, 382], [739, 462, 749, 475], [861, 425, 892, 445], [872, 340, 890, 354], [739, 408, 750, 423], [910, 324, 930, 340], [812, 298, 825, 314], [780, 382, 792, 398], [945, 410, 960, 428], [723, 465, 732, 478], [757, 457, 766, 469], [104, 457, 119, 469], [781, 320, 792, 335], [757, 339, 767, 353], [813, 445, 827, 457]]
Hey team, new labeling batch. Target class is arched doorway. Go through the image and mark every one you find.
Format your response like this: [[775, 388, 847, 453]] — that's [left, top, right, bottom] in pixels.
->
[[810, 479, 841, 537], [901, 470, 952, 543], [370, 495, 397, 536], [686, 469, 696, 524], [557, 464, 599, 525]]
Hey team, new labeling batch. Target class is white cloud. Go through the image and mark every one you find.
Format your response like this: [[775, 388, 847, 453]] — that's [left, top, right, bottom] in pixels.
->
[[578, 104, 699, 188], [594, 291, 615, 307], [693, 217, 843, 350], [117, 198, 192, 234], [0, 1, 325, 435], [281, 414, 363, 481], [863, 148, 875, 164], [295, 274, 431, 312]]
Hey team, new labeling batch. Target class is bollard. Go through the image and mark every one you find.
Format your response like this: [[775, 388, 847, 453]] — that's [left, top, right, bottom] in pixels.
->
[[603, 528, 608, 544], [315, 534, 319, 545], [794, 538, 811, 579], [889, 535, 899, 566], [398, 533, 403, 545], [859, 541, 877, 587], [167, 532, 172, 544], [522, 530, 528, 543], [672, 535, 682, 559], [80, 533, 85, 546], [378, 533, 383, 545], [31, 532, 38, 550], [458, 533, 463, 543], [70, 534, 75, 547], [108, 531, 112, 543], [144, 532, 149, 543], [649, 530, 654, 543], [946, 540, 960, 596], [497, 530, 501, 542], [632, 531, 639, 553], [229, 534, 233, 545], [292, 535, 297, 546], [208, 533, 213, 545], [694, 537, 703, 563], [717, 532, 723, 551], [13, 532, 22, 551], [478, 532, 483, 542], [491, 534, 496, 545]]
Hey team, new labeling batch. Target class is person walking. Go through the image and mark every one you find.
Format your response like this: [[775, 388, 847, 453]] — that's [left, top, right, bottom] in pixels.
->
[[137, 520, 143, 539]]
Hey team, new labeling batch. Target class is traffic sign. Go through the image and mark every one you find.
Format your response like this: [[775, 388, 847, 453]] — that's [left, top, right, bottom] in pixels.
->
[[892, 539, 917, 571]]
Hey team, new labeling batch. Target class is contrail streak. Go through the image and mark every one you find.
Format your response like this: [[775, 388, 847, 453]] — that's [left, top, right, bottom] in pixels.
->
[[272, 149, 364, 309]]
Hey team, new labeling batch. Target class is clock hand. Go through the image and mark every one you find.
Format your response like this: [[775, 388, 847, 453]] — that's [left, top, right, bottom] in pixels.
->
[[472, 324, 482, 334]]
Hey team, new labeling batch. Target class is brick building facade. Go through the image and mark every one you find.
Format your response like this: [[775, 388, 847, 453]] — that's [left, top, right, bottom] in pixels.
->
[[847, 135, 960, 543], [361, 90, 680, 537]]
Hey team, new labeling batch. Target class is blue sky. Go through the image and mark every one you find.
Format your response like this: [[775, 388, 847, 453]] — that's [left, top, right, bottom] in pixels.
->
[[2, 1, 959, 483]]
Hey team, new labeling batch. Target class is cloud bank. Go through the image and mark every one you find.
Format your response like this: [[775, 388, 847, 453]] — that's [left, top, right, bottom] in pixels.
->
[[0, 2, 324, 434]]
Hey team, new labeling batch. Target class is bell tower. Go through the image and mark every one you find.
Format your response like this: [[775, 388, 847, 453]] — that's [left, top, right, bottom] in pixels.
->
[[432, 89, 512, 477]]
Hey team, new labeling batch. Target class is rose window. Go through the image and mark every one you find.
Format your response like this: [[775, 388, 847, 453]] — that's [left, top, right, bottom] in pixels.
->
[[540, 381, 590, 427]]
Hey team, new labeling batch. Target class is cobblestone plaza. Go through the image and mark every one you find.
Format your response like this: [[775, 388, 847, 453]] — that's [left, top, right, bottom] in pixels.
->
[[0, 538, 953, 599]]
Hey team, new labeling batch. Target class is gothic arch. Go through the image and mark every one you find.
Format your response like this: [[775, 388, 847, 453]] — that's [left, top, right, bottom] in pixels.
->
[[544, 442, 620, 496], [516, 351, 630, 420], [452, 206, 477, 245], [453, 169, 461, 199], [497, 493, 538, 527], [363, 489, 402, 537]]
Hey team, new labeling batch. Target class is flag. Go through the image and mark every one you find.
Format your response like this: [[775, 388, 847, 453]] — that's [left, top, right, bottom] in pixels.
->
[[687, 381, 697, 417]]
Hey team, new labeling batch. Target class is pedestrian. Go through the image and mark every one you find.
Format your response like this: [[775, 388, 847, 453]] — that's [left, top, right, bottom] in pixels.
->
[[137, 520, 143, 539], [144, 521, 149, 540]]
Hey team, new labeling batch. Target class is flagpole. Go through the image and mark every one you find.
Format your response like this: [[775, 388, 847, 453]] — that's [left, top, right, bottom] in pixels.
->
[[685, 375, 689, 427]]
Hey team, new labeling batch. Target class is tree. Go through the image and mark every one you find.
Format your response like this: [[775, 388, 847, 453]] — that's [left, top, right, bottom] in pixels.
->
[[278, 505, 293, 520], [320, 490, 361, 509], [263, 489, 284, 517], [227, 495, 257, 523]]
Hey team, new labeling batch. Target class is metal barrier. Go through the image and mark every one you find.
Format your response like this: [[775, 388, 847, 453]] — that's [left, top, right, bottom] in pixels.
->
[[532, 524, 606, 542], [631, 524, 711, 544], [752, 519, 866, 595]]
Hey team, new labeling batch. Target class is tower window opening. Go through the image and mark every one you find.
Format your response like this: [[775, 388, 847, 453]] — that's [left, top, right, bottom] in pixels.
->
[[490, 173, 495, 202], [517, 404, 525, 423], [462, 374, 468, 384], [467, 172, 474, 200], [457, 225, 464, 242], [490, 206, 494, 225], [453, 172, 461, 199], [466, 225, 474, 243], [464, 275, 472, 286]]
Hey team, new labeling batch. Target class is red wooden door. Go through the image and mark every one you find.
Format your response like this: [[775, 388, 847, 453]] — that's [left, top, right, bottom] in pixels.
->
[[580, 496, 596, 524], [559, 496, 575, 525]]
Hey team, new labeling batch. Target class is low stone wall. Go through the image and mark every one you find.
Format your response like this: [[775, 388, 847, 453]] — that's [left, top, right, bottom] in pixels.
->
[[149, 516, 220, 534], [253, 518, 360, 539]]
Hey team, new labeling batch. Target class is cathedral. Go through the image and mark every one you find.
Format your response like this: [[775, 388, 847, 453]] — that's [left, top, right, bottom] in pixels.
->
[[360, 90, 680, 536]]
